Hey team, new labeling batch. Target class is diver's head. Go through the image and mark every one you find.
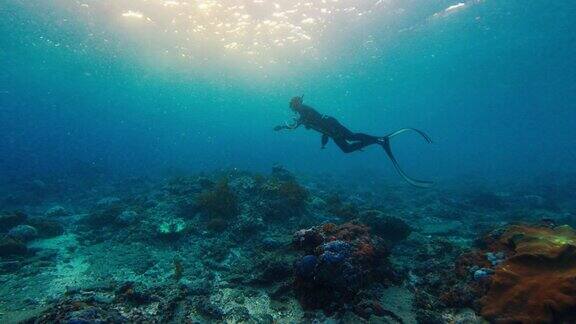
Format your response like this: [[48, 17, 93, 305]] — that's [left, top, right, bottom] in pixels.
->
[[289, 95, 304, 111]]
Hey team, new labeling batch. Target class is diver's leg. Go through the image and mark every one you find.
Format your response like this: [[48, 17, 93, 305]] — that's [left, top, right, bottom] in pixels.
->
[[333, 138, 356, 153], [325, 119, 380, 152], [337, 132, 381, 151], [347, 133, 380, 143], [333, 137, 373, 153]]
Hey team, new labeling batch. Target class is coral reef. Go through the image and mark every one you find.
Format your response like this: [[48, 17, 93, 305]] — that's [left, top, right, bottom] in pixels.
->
[[479, 225, 576, 323], [27, 219, 65, 238], [82, 198, 126, 228], [359, 209, 411, 244], [7, 224, 38, 242], [1, 168, 576, 323], [0, 211, 27, 230], [45, 205, 69, 217], [292, 221, 396, 315], [196, 178, 239, 229], [157, 218, 187, 238], [0, 236, 28, 257], [260, 176, 309, 220], [433, 223, 576, 323], [325, 194, 359, 221], [271, 164, 296, 182], [277, 180, 309, 212]]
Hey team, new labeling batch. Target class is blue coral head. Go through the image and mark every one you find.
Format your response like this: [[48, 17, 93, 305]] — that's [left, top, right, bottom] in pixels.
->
[[296, 255, 318, 280], [322, 240, 351, 255]]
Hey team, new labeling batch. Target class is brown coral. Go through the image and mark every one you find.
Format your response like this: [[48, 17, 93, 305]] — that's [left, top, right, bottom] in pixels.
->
[[325, 195, 359, 220], [196, 178, 239, 219], [331, 222, 371, 242], [480, 225, 576, 323], [321, 222, 337, 234], [277, 180, 309, 210]]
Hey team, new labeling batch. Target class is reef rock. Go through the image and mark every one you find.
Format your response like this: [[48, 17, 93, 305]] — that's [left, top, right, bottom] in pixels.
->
[[360, 210, 411, 244], [456, 188, 506, 211], [0, 236, 28, 257], [480, 225, 576, 323], [45, 205, 69, 217], [0, 211, 27, 231], [83, 198, 127, 228], [27, 219, 65, 238], [118, 210, 139, 224], [96, 197, 122, 209], [271, 164, 296, 182], [8, 224, 38, 242]]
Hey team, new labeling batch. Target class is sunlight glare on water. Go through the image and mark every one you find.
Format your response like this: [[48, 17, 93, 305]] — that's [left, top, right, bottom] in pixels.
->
[[51, 0, 483, 77], [66, 0, 402, 69]]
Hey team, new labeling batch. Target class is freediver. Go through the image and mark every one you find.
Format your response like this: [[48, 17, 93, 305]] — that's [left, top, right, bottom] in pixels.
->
[[274, 96, 434, 187]]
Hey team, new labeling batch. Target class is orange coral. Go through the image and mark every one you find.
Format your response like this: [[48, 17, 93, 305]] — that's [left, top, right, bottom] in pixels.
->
[[354, 242, 375, 261], [321, 223, 337, 234], [331, 222, 371, 242], [315, 222, 377, 261], [480, 225, 576, 323]]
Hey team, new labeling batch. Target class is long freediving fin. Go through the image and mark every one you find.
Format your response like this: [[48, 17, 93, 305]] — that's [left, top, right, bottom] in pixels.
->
[[386, 128, 433, 143], [381, 129, 434, 188]]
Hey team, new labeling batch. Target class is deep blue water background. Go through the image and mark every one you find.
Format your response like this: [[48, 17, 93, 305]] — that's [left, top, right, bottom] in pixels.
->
[[1, 1, 575, 186]]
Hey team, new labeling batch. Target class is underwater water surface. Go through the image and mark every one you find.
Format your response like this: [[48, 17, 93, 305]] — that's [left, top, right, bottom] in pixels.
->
[[1, 0, 576, 323]]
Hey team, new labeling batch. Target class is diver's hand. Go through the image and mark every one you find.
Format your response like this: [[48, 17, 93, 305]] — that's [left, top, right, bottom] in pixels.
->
[[273, 125, 283, 131]]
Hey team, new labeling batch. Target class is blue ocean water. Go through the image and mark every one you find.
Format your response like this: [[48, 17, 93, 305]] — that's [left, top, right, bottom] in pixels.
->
[[3, 2, 576, 323], [2, 0, 575, 183]]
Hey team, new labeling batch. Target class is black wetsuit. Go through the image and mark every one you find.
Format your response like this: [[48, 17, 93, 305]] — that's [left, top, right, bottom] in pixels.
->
[[276, 101, 434, 188], [295, 105, 381, 153]]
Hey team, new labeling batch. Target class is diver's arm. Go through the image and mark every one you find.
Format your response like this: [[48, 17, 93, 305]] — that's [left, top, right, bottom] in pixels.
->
[[273, 119, 302, 131], [321, 134, 329, 149]]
